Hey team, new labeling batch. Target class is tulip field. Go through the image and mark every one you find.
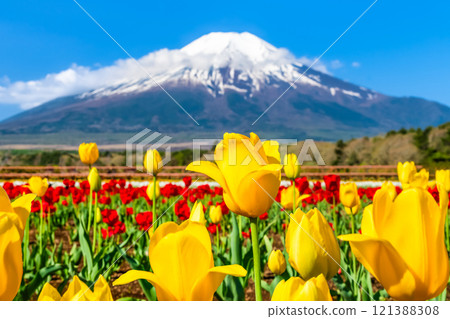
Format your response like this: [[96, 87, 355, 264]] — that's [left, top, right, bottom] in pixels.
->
[[1, 134, 450, 302]]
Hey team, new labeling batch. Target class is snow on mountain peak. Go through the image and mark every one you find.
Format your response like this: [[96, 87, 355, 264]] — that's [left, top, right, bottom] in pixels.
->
[[181, 32, 281, 63]]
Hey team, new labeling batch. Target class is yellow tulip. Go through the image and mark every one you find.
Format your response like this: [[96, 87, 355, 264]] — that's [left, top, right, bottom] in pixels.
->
[[272, 274, 332, 301], [280, 185, 299, 210], [38, 275, 113, 301], [410, 168, 429, 189], [209, 205, 223, 224], [283, 153, 301, 180], [436, 169, 450, 192], [268, 250, 286, 275], [88, 167, 101, 192], [78, 142, 99, 165], [186, 132, 282, 218], [339, 182, 360, 209], [285, 208, 340, 280], [96, 207, 102, 224], [27, 176, 49, 197], [339, 186, 449, 300], [397, 161, 417, 189], [0, 187, 35, 301], [396, 162, 429, 189], [380, 181, 397, 201], [114, 221, 246, 300], [189, 201, 206, 225], [146, 181, 160, 200], [144, 149, 163, 176]]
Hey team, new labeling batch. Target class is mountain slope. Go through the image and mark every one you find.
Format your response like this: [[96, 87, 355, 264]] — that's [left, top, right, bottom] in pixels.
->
[[1, 32, 449, 142]]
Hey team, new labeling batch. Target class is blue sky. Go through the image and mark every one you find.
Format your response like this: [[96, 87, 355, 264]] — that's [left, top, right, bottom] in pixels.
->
[[1, 0, 449, 120]]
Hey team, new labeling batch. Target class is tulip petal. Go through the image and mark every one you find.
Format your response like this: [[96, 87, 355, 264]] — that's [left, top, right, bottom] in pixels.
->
[[11, 194, 35, 237], [262, 140, 281, 164], [215, 133, 269, 197], [113, 270, 177, 301], [0, 215, 22, 301], [149, 223, 213, 300], [190, 265, 247, 300], [149, 221, 212, 266], [0, 187, 14, 213], [186, 161, 231, 194], [38, 283, 62, 301], [339, 234, 418, 300], [61, 276, 94, 301], [308, 210, 340, 279], [300, 274, 333, 301], [361, 204, 377, 237], [233, 166, 281, 217], [93, 275, 113, 301], [285, 208, 305, 253], [378, 188, 447, 297]]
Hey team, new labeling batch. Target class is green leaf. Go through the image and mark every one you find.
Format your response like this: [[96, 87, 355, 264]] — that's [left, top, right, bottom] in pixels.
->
[[15, 264, 65, 301], [78, 221, 94, 279]]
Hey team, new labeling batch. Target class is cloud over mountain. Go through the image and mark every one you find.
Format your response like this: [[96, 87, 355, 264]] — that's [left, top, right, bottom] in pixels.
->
[[0, 32, 329, 109]]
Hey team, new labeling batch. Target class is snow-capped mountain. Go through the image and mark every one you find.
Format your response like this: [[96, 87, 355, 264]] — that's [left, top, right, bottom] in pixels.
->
[[1, 32, 449, 142], [81, 32, 375, 101]]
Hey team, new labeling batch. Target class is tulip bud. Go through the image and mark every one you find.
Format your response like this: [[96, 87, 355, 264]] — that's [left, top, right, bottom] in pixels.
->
[[189, 201, 206, 224], [272, 274, 332, 301], [96, 207, 102, 224], [436, 169, 450, 193], [78, 143, 99, 166], [397, 161, 417, 189], [209, 205, 223, 224], [283, 153, 301, 180], [27, 176, 49, 197], [380, 181, 397, 201], [280, 185, 300, 210], [339, 182, 360, 209], [286, 208, 340, 280], [268, 250, 286, 275], [88, 167, 101, 192], [146, 181, 160, 200], [144, 149, 163, 176]]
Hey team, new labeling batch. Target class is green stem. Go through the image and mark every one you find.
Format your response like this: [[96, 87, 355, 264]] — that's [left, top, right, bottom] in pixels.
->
[[23, 217, 30, 266], [152, 175, 157, 232], [93, 192, 98, 254], [87, 187, 93, 232], [250, 217, 262, 301], [350, 213, 357, 291], [333, 198, 339, 237], [238, 215, 243, 240], [39, 198, 44, 255], [215, 224, 220, 250], [292, 179, 296, 213]]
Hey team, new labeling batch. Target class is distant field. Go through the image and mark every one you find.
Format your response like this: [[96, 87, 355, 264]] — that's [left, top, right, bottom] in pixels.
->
[[0, 122, 449, 168]]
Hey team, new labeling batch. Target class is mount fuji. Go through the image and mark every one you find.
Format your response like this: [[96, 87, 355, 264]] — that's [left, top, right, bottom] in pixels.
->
[[1, 32, 449, 142]]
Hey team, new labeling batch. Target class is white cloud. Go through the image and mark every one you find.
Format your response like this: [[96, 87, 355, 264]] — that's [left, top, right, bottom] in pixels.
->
[[330, 59, 344, 69], [297, 57, 330, 74], [0, 36, 332, 110], [352, 61, 361, 68]]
